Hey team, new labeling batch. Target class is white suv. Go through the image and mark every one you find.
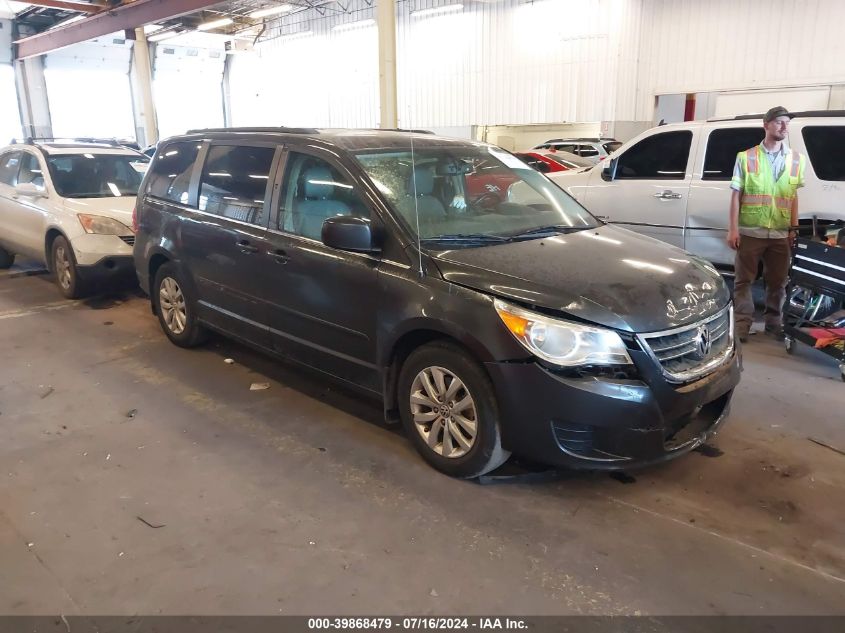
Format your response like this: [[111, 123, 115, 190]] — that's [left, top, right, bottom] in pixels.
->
[[532, 138, 622, 163], [0, 141, 149, 297], [549, 112, 845, 270]]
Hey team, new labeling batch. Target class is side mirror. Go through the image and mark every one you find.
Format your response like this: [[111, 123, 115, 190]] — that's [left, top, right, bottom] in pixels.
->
[[534, 162, 551, 174], [601, 157, 618, 182], [15, 182, 47, 198], [322, 216, 381, 253]]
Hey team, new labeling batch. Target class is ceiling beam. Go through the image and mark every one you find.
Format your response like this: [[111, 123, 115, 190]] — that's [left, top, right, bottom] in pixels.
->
[[18, 1, 109, 13], [15, 0, 225, 59]]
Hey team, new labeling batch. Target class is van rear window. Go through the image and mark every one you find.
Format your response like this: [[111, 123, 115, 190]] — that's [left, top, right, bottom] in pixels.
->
[[802, 126, 845, 181]]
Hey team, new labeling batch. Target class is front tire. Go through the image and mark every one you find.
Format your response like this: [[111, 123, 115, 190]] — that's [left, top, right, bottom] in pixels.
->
[[398, 341, 510, 478], [51, 236, 84, 299], [0, 245, 14, 269], [153, 263, 208, 348]]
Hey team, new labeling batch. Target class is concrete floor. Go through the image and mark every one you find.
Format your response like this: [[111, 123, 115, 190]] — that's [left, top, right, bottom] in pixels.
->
[[1, 263, 844, 616]]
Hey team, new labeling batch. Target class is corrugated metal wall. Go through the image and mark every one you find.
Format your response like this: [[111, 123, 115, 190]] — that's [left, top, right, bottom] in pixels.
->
[[635, 0, 845, 119], [397, 0, 640, 127], [231, 3, 380, 128], [231, 0, 843, 127]]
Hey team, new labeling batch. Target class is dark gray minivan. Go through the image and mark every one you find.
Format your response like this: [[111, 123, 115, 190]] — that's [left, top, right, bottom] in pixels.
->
[[133, 127, 740, 478]]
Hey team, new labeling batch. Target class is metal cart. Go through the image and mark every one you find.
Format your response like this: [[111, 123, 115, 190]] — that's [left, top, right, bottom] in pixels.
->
[[783, 237, 845, 382]]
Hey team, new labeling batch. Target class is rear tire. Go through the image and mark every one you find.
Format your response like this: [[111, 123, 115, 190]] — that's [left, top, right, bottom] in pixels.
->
[[0, 246, 14, 269], [398, 341, 510, 478], [153, 262, 208, 348], [51, 236, 85, 299]]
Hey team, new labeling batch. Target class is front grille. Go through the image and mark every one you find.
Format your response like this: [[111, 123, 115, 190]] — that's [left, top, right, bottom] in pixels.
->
[[638, 305, 734, 384], [120, 235, 135, 246]]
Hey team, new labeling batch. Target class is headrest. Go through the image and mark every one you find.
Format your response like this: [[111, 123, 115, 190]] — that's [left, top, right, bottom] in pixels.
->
[[409, 165, 435, 196], [303, 166, 334, 199]]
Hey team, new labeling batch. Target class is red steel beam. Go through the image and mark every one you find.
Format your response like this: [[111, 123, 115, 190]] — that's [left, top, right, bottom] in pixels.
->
[[19, 1, 108, 13], [15, 0, 224, 59]]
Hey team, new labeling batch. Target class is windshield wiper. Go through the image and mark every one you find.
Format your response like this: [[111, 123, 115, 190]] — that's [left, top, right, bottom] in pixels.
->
[[421, 233, 511, 243], [508, 225, 593, 239]]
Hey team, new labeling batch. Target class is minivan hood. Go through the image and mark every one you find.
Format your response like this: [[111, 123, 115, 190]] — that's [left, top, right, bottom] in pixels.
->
[[63, 197, 134, 231], [431, 226, 730, 333]]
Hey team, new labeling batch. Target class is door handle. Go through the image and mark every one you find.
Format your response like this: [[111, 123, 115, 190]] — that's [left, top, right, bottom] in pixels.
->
[[236, 240, 259, 254], [269, 249, 290, 263], [653, 190, 683, 200]]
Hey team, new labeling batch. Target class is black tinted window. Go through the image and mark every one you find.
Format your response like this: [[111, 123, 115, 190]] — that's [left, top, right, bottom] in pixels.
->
[[578, 146, 599, 157], [0, 152, 21, 185], [603, 141, 622, 154], [802, 126, 845, 181], [278, 153, 369, 241], [702, 128, 765, 180], [199, 145, 276, 226], [147, 142, 201, 205], [616, 131, 692, 180]]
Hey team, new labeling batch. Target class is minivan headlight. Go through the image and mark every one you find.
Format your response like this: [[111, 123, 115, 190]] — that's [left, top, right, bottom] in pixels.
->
[[494, 299, 632, 367], [77, 214, 132, 236]]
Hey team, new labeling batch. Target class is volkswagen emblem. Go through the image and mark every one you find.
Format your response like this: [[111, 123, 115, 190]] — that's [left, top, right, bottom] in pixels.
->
[[694, 324, 712, 358]]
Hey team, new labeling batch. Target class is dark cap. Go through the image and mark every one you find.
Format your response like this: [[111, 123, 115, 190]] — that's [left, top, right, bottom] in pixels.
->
[[764, 106, 794, 122]]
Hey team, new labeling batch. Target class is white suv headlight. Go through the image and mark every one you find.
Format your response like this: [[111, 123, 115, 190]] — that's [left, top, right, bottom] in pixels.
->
[[494, 299, 633, 367], [77, 214, 132, 236]]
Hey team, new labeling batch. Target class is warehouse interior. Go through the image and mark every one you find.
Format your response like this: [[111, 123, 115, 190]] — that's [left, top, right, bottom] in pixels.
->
[[0, 0, 844, 625]]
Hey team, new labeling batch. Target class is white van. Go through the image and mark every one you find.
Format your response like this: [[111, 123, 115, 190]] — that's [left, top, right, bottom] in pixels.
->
[[549, 111, 845, 270]]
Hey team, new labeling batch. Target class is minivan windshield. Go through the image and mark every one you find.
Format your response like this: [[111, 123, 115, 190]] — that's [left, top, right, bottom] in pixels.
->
[[47, 153, 149, 198], [353, 145, 598, 244]]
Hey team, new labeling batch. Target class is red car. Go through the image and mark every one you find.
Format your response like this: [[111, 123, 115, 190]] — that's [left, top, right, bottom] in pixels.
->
[[515, 150, 592, 172]]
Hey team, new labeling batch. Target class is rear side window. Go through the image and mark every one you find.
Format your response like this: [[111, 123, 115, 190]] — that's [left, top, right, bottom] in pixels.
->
[[0, 151, 21, 185], [702, 128, 765, 180], [603, 141, 622, 154], [147, 141, 201, 205], [578, 145, 599, 157], [198, 145, 276, 226], [802, 126, 845, 181], [616, 131, 692, 180]]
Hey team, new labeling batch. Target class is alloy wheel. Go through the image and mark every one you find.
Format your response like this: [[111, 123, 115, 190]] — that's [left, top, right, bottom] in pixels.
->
[[55, 245, 72, 290], [159, 277, 187, 335], [409, 366, 478, 458]]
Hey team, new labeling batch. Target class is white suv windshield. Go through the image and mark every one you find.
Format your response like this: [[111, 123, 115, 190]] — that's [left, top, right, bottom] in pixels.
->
[[47, 153, 149, 198], [353, 145, 597, 244]]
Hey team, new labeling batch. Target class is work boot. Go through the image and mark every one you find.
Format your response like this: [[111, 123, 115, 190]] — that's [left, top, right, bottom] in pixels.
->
[[765, 323, 784, 340]]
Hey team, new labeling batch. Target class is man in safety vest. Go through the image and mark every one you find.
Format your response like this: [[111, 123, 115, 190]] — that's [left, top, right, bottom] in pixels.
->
[[727, 106, 806, 343]]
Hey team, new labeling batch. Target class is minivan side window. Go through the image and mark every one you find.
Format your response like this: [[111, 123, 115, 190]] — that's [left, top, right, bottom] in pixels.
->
[[615, 131, 692, 180], [277, 152, 369, 241], [0, 152, 21, 186], [702, 128, 765, 180], [802, 126, 845, 181], [198, 145, 276, 226], [146, 141, 201, 205]]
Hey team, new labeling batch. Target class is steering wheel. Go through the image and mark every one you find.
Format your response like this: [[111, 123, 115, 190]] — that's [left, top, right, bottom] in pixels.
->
[[468, 192, 502, 210]]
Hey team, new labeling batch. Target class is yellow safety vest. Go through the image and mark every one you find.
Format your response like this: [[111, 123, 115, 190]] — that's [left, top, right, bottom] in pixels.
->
[[736, 145, 805, 231]]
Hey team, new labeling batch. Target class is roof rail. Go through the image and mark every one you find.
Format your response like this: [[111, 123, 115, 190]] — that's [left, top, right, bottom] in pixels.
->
[[186, 126, 320, 135], [707, 109, 845, 122]]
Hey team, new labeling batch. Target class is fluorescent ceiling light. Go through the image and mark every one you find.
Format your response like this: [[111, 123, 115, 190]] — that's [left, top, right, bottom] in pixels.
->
[[411, 4, 463, 18], [198, 17, 233, 31], [143, 24, 163, 34], [332, 19, 375, 32], [148, 29, 184, 42], [250, 4, 293, 19]]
